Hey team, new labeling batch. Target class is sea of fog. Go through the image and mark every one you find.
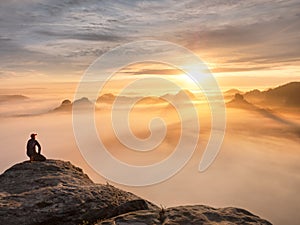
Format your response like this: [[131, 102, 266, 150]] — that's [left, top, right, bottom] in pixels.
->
[[0, 98, 299, 225]]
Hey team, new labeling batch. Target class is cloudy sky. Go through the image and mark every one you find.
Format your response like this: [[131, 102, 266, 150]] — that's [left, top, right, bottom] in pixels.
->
[[0, 0, 299, 89]]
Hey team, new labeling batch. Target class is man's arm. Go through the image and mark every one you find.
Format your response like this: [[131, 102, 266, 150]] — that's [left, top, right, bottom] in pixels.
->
[[36, 141, 41, 154], [26, 141, 30, 151]]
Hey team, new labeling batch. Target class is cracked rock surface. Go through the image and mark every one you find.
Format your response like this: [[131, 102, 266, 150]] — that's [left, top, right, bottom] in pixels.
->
[[0, 159, 272, 225], [0, 160, 156, 225]]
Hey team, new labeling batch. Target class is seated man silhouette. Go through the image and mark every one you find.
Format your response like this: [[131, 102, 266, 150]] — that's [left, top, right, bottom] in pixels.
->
[[26, 133, 46, 162]]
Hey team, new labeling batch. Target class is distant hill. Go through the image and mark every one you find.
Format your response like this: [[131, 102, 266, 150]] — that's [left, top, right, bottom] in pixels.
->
[[224, 89, 243, 96], [52, 90, 197, 114], [161, 89, 196, 101], [244, 82, 300, 107], [73, 97, 93, 106], [227, 92, 300, 135], [0, 95, 29, 103], [53, 99, 72, 112], [97, 90, 197, 105], [223, 89, 244, 100], [96, 93, 134, 105], [174, 89, 196, 101], [226, 93, 254, 110], [52, 97, 93, 112]]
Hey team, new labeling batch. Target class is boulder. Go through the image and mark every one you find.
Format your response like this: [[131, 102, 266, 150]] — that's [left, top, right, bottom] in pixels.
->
[[0, 159, 272, 225], [97, 205, 272, 225], [0, 160, 157, 225]]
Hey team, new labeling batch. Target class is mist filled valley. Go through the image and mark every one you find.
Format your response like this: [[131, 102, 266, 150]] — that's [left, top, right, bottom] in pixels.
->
[[0, 82, 299, 225]]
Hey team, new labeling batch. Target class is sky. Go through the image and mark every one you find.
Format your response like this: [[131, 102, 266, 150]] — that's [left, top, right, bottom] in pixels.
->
[[0, 0, 300, 91]]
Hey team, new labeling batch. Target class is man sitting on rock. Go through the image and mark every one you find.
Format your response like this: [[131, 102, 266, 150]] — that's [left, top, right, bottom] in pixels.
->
[[26, 133, 46, 162]]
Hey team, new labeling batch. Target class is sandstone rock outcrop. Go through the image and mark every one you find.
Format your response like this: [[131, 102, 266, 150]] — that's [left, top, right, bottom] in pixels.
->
[[0, 159, 272, 225], [0, 160, 156, 225]]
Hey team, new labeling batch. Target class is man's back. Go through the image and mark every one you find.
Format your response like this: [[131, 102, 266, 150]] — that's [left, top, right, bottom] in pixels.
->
[[26, 139, 40, 157]]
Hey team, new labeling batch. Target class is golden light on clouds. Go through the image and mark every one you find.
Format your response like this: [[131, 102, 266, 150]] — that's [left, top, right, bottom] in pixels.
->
[[96, 61, 216, 97]]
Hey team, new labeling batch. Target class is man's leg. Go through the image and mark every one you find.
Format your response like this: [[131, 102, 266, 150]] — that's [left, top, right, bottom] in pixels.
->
[[34, 154, 46, 161]]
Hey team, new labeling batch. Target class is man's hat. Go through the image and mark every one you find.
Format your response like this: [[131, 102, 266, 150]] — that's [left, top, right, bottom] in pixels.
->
[[30, 133, 37, 138]]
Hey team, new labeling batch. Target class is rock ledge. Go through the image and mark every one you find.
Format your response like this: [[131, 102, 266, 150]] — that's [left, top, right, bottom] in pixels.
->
[[0, 160, 272, 225]]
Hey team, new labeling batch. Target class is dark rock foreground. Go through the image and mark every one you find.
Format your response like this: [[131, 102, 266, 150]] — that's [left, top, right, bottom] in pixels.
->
[[0, 159, 272, 225]]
